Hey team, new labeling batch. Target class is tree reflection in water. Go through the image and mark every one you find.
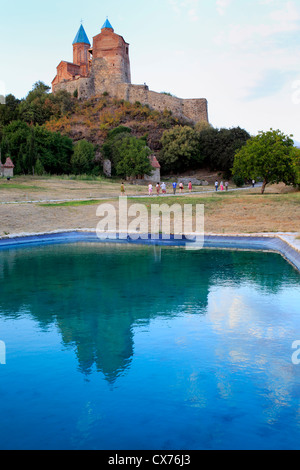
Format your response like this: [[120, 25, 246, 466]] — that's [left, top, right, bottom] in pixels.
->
[[0, 243, 298, 382]]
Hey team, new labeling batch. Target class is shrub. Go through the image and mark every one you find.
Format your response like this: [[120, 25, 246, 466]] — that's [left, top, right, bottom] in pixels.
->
[[232, 174, 245, 187]]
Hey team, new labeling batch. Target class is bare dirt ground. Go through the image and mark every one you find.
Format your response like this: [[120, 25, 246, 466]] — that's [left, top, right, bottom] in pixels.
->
[[0, 176, 147, 203], [0, 177, 299, 237]]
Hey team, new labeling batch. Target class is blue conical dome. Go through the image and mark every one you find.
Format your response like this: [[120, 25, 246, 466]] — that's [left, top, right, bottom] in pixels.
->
[[101, 18, 114, 30], [73, 24, 90, 45]]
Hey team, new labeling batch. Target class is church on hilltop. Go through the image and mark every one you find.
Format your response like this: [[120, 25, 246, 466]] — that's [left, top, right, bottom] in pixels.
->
[[52, 19, 208, 124]]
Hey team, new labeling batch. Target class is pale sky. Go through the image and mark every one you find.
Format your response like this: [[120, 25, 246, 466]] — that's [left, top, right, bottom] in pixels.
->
[[1, 0, 299, 142]]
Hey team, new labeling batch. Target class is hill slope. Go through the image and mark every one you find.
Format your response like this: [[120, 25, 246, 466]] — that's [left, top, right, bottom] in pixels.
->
[[45, 94, 191, 152]]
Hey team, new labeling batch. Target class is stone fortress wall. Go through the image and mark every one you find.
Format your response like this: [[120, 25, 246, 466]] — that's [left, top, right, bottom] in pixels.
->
[[54, 72, 208, 123]]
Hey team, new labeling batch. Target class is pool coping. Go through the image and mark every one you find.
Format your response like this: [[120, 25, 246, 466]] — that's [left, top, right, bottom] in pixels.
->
[[0, 229, 299, 273]]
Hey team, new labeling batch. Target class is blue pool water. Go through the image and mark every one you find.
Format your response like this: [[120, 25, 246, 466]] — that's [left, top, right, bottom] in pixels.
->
[[0, 242, 299, 450]]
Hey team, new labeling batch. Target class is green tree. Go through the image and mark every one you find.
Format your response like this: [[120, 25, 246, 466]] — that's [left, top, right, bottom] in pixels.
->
[[115, 136, 152, 179], [101, 126, 133, 175], [198, 126, 250, 177], [18, 82, 74, 126], [232, 129, 296, 194], [1, 121, 31, 171], [29, 81, 51, 96], [14, 158, 23, 176], [25, 127, 37, 174], [291, 147, 300, 185], [53, 90, 75, 116], [0, 136, 10, 164], [0, 83, 75, 133], [34, 126, 73, 174], [1, 121, 73, 174], [34, 158, 45, 176], [194, 121, 213, 133], [159, 125, 203, 173], [0, 94, 20, 127], [18, 82, 52, 125], [71, 139, 95, 175]]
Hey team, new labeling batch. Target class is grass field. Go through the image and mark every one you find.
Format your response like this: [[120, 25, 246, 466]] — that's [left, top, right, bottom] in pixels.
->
[[0, 176, 299, 236], [0, 183, 45, 191]]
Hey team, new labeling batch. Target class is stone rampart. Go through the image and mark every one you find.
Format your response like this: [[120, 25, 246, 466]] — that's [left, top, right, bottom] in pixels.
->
[[53, 62, 208, 123]]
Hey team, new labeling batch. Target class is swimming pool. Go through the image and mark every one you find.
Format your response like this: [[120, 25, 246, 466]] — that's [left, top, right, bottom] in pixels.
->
[[0, 242, 299, 450]]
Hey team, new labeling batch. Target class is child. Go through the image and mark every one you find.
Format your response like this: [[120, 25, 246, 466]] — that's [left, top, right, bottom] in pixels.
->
[[156, 183, 160, 195], [179, 182, 184, 193], [121, 183, 125, 195], [188, 181, 192, 193], [161, 182, 166, 194], [148, 183, 153, 196]]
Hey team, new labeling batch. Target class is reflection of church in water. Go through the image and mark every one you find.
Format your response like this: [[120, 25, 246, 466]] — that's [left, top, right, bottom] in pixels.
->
[[0, 243, 290, 383]]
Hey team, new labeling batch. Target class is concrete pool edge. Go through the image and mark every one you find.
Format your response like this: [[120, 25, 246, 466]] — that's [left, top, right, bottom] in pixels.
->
[[0, 229, 299, 273]]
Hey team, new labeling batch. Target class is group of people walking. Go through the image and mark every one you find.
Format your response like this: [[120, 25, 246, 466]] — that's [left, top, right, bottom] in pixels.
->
[[148, 181, 193, 196], [214, 181, 229, 192], [120, 181, 193, 196], [121, 179, 234, 196]]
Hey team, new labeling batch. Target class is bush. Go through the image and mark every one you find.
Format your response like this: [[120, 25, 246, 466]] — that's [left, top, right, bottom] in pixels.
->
[[232, 174, 245, 187]]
